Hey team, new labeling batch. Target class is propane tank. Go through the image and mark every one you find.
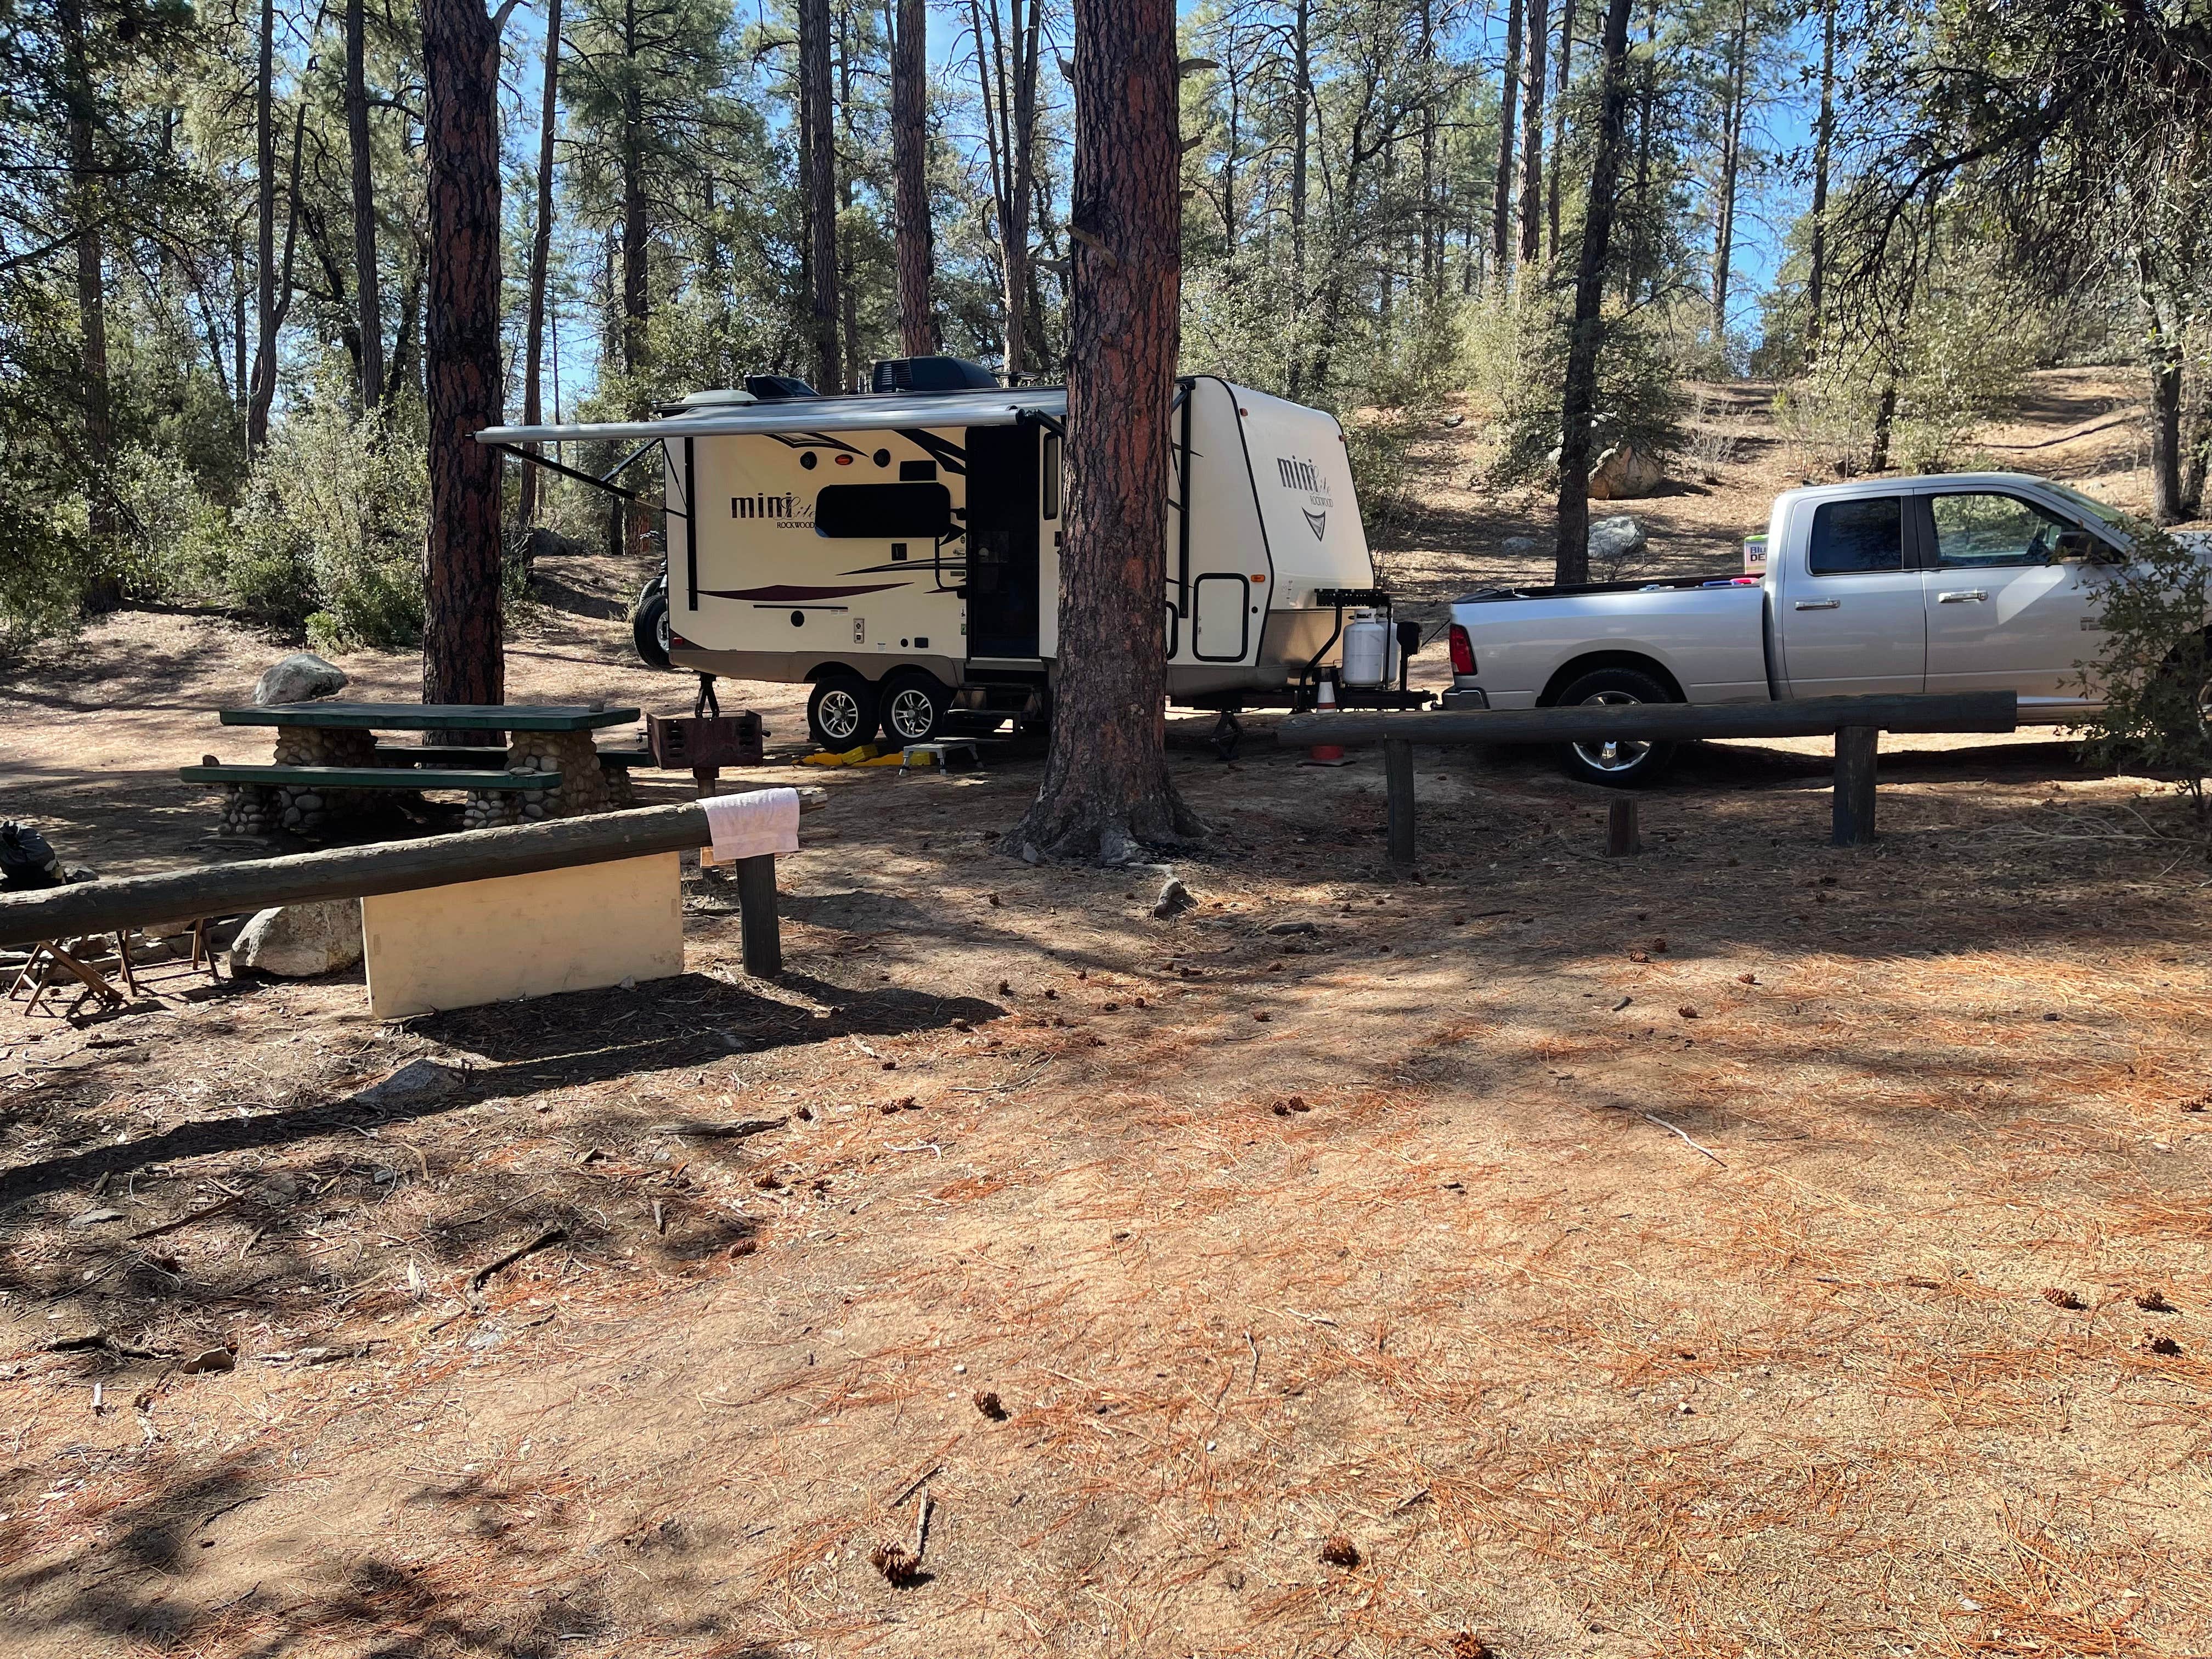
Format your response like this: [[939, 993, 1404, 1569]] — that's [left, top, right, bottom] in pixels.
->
[[1340, 610, 1396, 688]]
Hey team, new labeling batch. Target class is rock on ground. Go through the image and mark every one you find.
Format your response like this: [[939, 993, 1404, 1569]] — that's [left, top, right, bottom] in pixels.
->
[[1589, 442, 1667, 500], [253, 652, 348, 707], [352, 1058, 464, 1110], [230, 899, 362, 977], [1588, 515, 1647, 566]]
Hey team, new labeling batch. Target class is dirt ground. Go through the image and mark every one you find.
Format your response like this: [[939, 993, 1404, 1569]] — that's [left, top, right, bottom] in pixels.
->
[[3, 370, 2209, 1658]]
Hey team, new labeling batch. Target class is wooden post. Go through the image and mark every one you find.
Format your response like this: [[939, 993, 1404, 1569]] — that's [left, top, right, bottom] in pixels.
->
[[1605, 796, 1639, 856], [1385, 738, 1416, 866], [1832, 724, 1877, 845], [735, 854, 782, 978]]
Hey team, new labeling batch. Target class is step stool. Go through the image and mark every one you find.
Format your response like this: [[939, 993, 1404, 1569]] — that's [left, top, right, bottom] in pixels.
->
[[899, 740, 983, 775]]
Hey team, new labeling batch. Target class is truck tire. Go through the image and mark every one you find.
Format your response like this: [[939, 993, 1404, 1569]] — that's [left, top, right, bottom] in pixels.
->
[[631, 580, 673, 670], [1552, 666, 1679, 788], [878, 670, 951, 744], [807, 676, 879, 749]]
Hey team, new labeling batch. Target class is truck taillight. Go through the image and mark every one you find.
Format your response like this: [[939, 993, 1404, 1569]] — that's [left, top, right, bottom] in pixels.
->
[[1447, 623, 1475, 677]]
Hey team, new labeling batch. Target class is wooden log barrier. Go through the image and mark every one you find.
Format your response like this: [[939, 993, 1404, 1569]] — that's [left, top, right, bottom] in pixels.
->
[[0, 792, 825, 980], [1274, 693, 2019, 867]]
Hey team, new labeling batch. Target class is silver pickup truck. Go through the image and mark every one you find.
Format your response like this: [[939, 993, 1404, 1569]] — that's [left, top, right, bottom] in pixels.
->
[[1442, 471, 2180, 785]]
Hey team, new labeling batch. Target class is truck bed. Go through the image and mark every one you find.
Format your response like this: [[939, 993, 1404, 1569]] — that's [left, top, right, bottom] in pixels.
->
[[1455, 573, 1755, 603]]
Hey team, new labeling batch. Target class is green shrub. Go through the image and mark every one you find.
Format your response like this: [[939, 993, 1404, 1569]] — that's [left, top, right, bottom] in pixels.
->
[[222, 394, 428, 647], [1463, 286, 1683, 487], [2078, 519, 2211, 833], [0, 482, 88, 651]]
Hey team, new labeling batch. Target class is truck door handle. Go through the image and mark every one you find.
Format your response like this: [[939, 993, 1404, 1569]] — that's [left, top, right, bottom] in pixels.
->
[[1937, 589, 1988, 603], [1793, 599, 1839, 611]]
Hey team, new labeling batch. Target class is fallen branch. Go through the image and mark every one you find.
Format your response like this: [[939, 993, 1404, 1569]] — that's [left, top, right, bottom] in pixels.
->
[[467, 1227, 568, 1298], [128, 1192, 244, 1242], [1639, 1111, 1729, 1167]]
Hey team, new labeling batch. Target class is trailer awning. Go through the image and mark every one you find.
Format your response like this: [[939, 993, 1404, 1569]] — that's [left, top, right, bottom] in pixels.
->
[[476, 387, 1069, 445]]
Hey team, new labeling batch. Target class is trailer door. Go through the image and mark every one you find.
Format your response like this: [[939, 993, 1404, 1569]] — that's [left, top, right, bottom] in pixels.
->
[[964, 424, 1042, 660]]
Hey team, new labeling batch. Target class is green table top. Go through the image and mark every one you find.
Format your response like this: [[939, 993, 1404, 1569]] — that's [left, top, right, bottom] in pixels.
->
[[219, 701, 641, 732]]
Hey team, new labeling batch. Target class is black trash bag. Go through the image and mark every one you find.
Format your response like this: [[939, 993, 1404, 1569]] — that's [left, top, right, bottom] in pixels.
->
[[0, 821, 63, 890]]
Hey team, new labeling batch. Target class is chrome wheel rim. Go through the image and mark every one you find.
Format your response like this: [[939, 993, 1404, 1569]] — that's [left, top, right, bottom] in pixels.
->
[[654, 607, 673, 656], [886, 687, 936, 740], [1570, 690, 1652, 773], [817, 689, 865, 742]]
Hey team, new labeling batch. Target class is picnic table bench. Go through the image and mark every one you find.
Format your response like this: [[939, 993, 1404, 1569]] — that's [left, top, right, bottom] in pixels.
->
[[189, 701, 643, 836]]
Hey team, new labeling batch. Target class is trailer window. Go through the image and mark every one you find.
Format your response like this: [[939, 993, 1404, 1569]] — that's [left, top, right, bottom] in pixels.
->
[[1808, 496, 1903, 574], [812, 482, 952, 539], [1042, 433, 1062, 519]]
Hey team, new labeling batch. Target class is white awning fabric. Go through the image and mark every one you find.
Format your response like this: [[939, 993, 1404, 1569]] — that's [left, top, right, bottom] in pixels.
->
[[476, 387, 1068, 445]]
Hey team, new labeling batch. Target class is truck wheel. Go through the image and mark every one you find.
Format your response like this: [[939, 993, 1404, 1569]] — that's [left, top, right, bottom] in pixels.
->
[[808, 677, 879, 749], [1553, 667, 1679, 788], [631, 580, 673, 670], [879, 671, 951, 744]]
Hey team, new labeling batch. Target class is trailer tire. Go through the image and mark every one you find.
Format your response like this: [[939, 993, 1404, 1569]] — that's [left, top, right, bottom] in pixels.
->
[[879, 671, 951, 744], [1551, 666, 1679, 788], [632, 580, 673, 670], [808, 677, 879, 750]]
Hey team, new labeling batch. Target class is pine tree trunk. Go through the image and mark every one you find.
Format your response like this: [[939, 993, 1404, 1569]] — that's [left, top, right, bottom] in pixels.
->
[[346, 0, 385, 411], [518, 0, 560, 528], [247, 0, 278, 453], [1547, 0, 1575, 263], [890, 0, 934, 355], [2143, 266, 2186, 523], [1287, 0, 1311, 394], [420, 0, 506, 712], [1711, 0, 1747, 350], [1490, 0, 1523, 288], [1517, 0, 1548, 267], [58, 0, 111, 560], [800, 0, 839, 391], [837, 6, 862, 391], [1553, 0, 1635, 586], [1008, 0, 1199, 862], [1005, 0, 1040, 379], [1627, 0, 1654, 305], [620, 0, 647, 378], [1804, 0, 1833, 357]]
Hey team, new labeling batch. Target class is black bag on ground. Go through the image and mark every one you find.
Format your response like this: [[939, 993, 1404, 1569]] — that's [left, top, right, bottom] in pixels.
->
[[0, 821, 63, 890]]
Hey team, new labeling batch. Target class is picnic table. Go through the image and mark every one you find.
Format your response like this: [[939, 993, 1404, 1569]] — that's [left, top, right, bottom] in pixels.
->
[[183, 701, 646, 836]]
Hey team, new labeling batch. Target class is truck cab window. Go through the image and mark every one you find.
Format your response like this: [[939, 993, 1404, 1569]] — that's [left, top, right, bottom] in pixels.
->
[[1929, 492, 2071, 568], [1808, 496, 1903, 574]]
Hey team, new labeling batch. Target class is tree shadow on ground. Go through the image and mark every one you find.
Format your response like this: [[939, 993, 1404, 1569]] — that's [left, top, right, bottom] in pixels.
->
[[0, 974, 1001, 1206]]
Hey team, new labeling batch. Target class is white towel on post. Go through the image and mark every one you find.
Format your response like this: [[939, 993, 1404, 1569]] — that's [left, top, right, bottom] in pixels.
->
[[701, 787, 800, 863]]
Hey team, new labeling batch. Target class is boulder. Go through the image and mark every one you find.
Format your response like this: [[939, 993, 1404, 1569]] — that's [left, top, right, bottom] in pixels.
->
[[1588, 515, 1647, 566], [1589, 442, 1667, 500], [1501, 535, 1539, 556], [229, 899, 362, 978], [253, 652, 348, 707], [353, 1058, 464, 1110]]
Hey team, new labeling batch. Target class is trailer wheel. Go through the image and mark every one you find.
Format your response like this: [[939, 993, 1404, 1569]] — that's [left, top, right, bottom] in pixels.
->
[[631, 580, 673, 670], [1552, 667, 1679, 788], [808, 677, 879, 749], [879, 671, 951, 744]]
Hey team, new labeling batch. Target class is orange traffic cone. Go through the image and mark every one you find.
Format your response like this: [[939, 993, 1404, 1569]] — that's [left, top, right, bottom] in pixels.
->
[[1302, 675, 1352, 766]]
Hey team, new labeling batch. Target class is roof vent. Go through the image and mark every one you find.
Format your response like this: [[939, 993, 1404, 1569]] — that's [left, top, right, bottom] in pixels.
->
[[870, 356, 1002, 394], [679, 388, 758, 407]]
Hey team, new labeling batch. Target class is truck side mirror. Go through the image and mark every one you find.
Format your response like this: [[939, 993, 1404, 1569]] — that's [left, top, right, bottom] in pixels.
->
[[1396, 618, 1422, 659], [2055, 528, 2098, 561]]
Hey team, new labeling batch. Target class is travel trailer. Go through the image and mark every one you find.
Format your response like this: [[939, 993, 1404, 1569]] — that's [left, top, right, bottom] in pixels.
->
[[477, 357, 1421, 750]]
